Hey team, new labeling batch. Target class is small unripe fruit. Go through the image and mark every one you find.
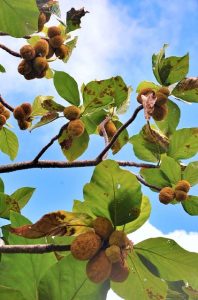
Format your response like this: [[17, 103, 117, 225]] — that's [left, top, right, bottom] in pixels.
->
[[38, 12, 46, 32], [21, 103, 32, 117], [49, 35, 64, 48], [63, 106, 81, 120], [159, 187, 175, 204], [0, 114, 6, 126], [86, 250, 112, 283], [109, 231, 128, 248], [105, 245, 121, 263], [47, 26, 61, 38], [1, 109, 10, 120], [67, 119, 85, 137], [18, 120, 30, 130], [110, 260, 130, 282], [175, 180, 191, 193], [33, 57, 48, 73], [152, 104, 168, 121], [137, 88, 154, 104], [34, 39, 49, 57], [93, 217, 114, 240], [105, 120, 117, 137], [18, 60, 32, 75], [13, 106, 26, 120], [175, 190, 188, 202], [155, 92, 168, 106], [71, 232, 101, 260], [20, 45, 35, 61], [55, 45, 69, 59], [158, 87, 170, 96]]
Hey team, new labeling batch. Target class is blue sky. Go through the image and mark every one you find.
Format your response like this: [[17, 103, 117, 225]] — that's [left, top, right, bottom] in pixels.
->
[[0, 0, 197, 252]]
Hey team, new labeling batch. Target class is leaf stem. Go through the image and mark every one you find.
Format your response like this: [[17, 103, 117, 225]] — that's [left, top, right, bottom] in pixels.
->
[[0, 44, 21, 58], [0, 244, 70, 254]]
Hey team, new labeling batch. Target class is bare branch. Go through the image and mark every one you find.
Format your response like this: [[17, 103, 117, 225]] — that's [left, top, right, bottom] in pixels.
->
[[0, 43, 21, 58], [0, 244, 70, 254], [0, 95, 14, 112], [96, 105, 143, 160]]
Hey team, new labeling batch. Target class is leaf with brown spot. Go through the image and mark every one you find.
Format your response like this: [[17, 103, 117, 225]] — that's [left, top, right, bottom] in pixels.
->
[[172, 77, 198, 103], [10, 210, 93, 238], [30, 112, 59, 131], [0, 193, 20, 219], [66, 7, 89, 32], [141, 93, 157, 120], [41, 99, 65, 112]]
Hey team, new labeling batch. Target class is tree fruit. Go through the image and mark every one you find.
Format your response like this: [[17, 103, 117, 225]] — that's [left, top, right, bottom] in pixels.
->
[[18, 120, 30, 130], [55, 45, 69, 59], [13, 106, 26, 120], [175, 180, 191, 193], [105, 120, 117, 137], [109, 230, 129, 248], [49, 35, 64, 48], [18, 60, 32, 75], [175, 190, 188, 201], [34, 39, 49, 57], [105, 245, 121, 263], [0, 114, 6, 126], [159, 187, 175, 204], [38, 12, 46, 32], [21, 103, 32, 117], [33, 57, 48, 73], [47, 26, 61, 38], [137, 88, 154, 104], [110, 260, 130, 282], [71, 231, 101, 260], [20, 45, 35, 61], [93, 216, 114, 240], [152, 104, 168, 121], [155, 92, 168, 105], [63, 106, 81, 120], [158, 87, 170, 96], [67, 119, 85, 137]]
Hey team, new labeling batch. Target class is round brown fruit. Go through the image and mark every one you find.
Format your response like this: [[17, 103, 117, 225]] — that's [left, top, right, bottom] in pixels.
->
[[13, 106, 26, 120], [46, 44, 55, 59], [21, 103, 32, 117], [49, 35, 64, 48], [0, 103, 5, 114], [105, 120, 117, 137], [105, 245, 121, 263], [38, 12, 46, 32], [18, 60, 32, 75], [71, 231, 101, 261], [158, 87, 170, 96], [159, 187, 175, 204], [175, 190, 188, 202], [55, 45, 69, 59], [18, 120, 30, 130], [24, 71, 36, 80], [47, 26, 61, 38], [110, 260, 130, 282], [155, 92, 168, 106], [33, 57, 48, 73], [34, 39, 49, 57], [20, 45, 35, 61], [152, 104, 168, 121], [109, 230, 128, 248], [67, 119, 85, 137], [1, 109, 10, 120], [93, 216, 114, 240], [175, 180, 191, 193], [63, 106, 81, 121], [137, 88, 154, 104], [86, 250, 112, 283], [0, 114, 6, 126]]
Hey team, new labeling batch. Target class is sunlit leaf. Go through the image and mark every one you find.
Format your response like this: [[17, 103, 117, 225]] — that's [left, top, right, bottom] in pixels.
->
[[110, 120, 129, 155], [140, 168, 171, 191], [160, 156, 181, 184], [10, 187, 35, 209], [0, 193, 20, 219], [11, 210, 93, 238], [81, 110, 107, 134], [0, 127, 19, 160], [41, 99, 65, 112], [66, 7, 88, 32], [0, 0, 39, 37], [182, 196, 198, 216], [172, 77, 198, 103], [30, 112, 59, 131], [136, 81, 160, 93], [0, 285, 26, 300], [0, 64, 6, 73], [31, 95, 54, 116], [63, 37, 78, 63], [0, 177, 4, 193], [183, 161, 198, 186]]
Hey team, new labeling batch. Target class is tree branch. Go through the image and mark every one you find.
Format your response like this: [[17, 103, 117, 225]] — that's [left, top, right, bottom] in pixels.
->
[[0, 43, 21, 58], [0, 244, 70, 254], [0, 32, 31, 39], [135, 174, 161, 191], [96, 105, 143, 160], [0, 95, 14, 112], [98, 117, 111, 159]]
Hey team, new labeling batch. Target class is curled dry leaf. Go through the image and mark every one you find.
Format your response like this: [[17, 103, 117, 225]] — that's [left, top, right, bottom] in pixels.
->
[[141, 93, 157, 120]]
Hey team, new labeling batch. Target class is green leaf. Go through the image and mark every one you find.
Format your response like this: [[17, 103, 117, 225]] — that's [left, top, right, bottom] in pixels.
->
[[182, 196, 198, 216], [135, 237, 198, 288], [83, 160, 142, 226], [72, 199, 96, 218], [140, 168, 171, 191], [39, 254, 109, 300], [63, 37, 78, 63], [0, 193, 20, 219], [112, 76, 130, 108], [30, 112, 59, 131], [168, 128, 198, 160], [160, 156, 181, 184], [136, 81, 160, 93], [183, 161, 198, 186], [152, 44, 168, 84], [41, 99, 65, 112], [0, 177, 4, 193], [118, 195, 151, 234], [0, 64, 6, 73], [10, 187, 35, 209], [45, 67, 54, 79], [0, 127, 19, 160], [0, 285, 26, 300], [0, 0, 39, 37], [111, 251, 167, 300], [81, 110, 107, 134], [155, 100, 180, 136], [58, 127, 89, 161], [31, 96, 54, 116], [111, 120, 129, 154], [172, 77, 198, 103], [54, 71, 80, 106], [0, 212, 57, 300], [166, 281, 189, 300], [66, 8, 88, 33]]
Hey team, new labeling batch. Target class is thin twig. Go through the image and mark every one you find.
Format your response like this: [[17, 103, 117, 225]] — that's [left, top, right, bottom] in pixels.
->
[[96, 105, 143, 160], [0, 44, 21, 58], [0, 95, 14, 112], [0, 244, 70, 254], [135, 174, 161, 191]]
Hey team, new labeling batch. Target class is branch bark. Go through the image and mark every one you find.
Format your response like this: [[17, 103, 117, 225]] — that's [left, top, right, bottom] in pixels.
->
[[0, 244, 70, 254], [0, 95, 14, 112], [0, 44, 21, 58]]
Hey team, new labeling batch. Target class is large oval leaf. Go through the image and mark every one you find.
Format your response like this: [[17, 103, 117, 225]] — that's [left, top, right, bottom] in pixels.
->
[[0, 127, 19, 160], [172, 77, 198, 103], [182, 196, 198, 216], [183, 161, 198, 186]]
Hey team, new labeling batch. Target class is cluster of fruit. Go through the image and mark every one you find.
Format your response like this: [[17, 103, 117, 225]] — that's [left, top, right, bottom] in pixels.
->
[[71, 217, 131, 283], [137, 87, 170, 121], [63, 105, 85, 137], [47, 26, 69, 60], [13, 103, 32, 130], [159, 180, 191, 204], [0, 103, 10, 129]]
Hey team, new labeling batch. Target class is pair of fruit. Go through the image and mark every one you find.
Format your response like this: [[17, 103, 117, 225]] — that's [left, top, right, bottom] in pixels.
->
[[13, 103, 32, 130], [0, 103, 10, 129], [71, 217, 130, 283], [159, 180, 191, 204], [137, 87, 169, 121], [63, 105, 85, 137], [18, 39, 49, 80], [47, 26, 69, 60]]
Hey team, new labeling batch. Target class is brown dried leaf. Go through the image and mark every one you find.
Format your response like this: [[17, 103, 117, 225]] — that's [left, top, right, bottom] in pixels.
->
[[141, 93, 157, 120]]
